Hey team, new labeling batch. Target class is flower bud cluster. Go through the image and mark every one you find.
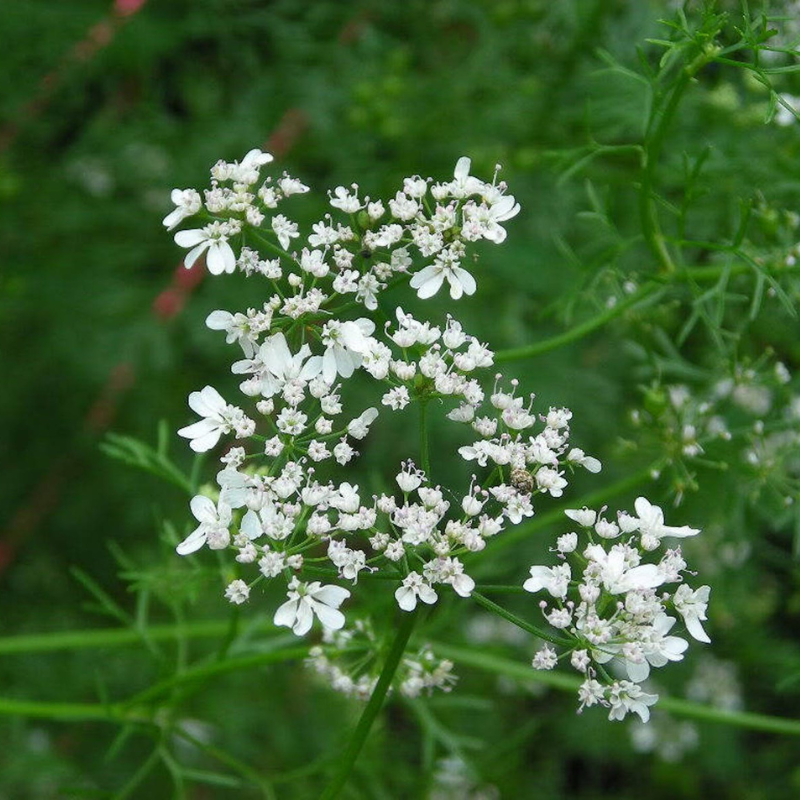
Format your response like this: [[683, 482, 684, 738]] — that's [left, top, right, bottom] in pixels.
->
[[523, 498, 710, 722]]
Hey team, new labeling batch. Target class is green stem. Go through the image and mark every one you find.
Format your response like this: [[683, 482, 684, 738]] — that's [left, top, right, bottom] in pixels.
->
[[320, 611, 418, 799], [472, 592, 569, 647], [0, 697, 129, 722], [434, 644, 800, 737], [0, 619, 267, 655], [639, 54, 708, 275], [495, 284, 661, 363], [419, 400, 431, 478]]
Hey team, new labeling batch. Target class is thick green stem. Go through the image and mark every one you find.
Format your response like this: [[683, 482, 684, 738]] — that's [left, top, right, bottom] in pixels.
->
[[320, 611, 418, 799]]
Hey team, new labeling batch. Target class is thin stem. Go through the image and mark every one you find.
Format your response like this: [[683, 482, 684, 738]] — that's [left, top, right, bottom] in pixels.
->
[[640, 53, 708, 275], [320, 610, 418, 799], [0, 619, 265, 655], [495, 284, 661, 363], [433, 644, 800, 737], [472, 592, 569, 647], [419, 400, 431, 478]]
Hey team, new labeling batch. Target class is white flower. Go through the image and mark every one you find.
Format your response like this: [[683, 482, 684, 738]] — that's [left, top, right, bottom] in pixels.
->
[[584, 544, 665, 594], [566, 448, 602, 473], [449, 156, 484, 198], [320, 319, 375, 384], [175, 495, 232, 555], [410, 260, 476, 300], [230, 148, 273, 184], [205, 309, 259, 358], [347, 407, 379, 440], [523, 563, 571, 599], [634, 497, 700, 550], [382, 386, 410, 410], [328, 185, 362, 213], [625, 614, 689, 683], [273, 577, 351, 636], [532, 646, 558, 670], [178, 386, 237, 452], [271, 214, 299, 250], [163, 188, 201, 230], [565, 507, 597, 528], [673, 584, 711, 643], [175, 221, 238, 275], [224, 579, 250, 604], [608, 681, 659, 723], [395, 572, 438, 611], [233, 332, 322, 398]]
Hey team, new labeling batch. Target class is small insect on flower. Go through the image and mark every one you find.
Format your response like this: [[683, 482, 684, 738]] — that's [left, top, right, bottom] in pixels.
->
[[510, 467, 534, 494]]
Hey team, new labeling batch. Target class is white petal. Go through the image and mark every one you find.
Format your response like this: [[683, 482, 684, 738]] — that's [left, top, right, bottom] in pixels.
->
[[685, 615, 711, 643], [626, 660, 650, 683], [178, 418, 218, 441], [418, 584, 438, 605], [395, 586, 417, 611], [312, 585, 351, 609], [240, 509, 263, 540], [292, 602, 314, 636], [453, 267, 476, 296], [190, 495, 218, 524], [182, 242, 208, 269], [175, 527, 206, 555], [454, 156, 471, 181], [207, 241, 236, 275], [174, 229, 206, 248], [273, 598, 299, 630], [163, 207, 184, 230], [313, 602, 346, 630], [206, 310, 233, 330], [191, 386, 227, 417]]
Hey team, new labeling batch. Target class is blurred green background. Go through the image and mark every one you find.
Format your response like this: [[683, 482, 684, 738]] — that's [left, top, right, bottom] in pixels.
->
[[2, 0, 800, 797]]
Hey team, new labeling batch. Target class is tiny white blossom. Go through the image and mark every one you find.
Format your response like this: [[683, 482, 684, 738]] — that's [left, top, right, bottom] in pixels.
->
[[273, 577, 350, 636], [224, 579, 250, 605], [175, 221, 239, 275], [673, 584, 711, 643], [176, 495, 232, 555]]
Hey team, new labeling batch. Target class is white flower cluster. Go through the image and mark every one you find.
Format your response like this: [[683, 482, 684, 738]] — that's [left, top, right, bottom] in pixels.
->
[[523, 497, 710, 722], [305, 620, 455, 700], [166, 149, 600, 641]]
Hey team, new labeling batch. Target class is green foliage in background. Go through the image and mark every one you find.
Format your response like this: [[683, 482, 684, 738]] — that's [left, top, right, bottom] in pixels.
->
[[2, 0, 800, 797]]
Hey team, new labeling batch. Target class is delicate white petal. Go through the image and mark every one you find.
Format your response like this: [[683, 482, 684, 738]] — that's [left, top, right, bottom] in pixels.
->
[[312, 585, 351, 608], [205, 310, 233, 330], [182, 242, 208, 269], [174, 229, 206, 248], [192, 386, 227, 417], [395, 586, 417, 611], [175, 528, 206, 555], [453, 267, 476, 295], [292, 602, 314, 636], [190, 495, 218, 524], [312, 602, 346, 631], [274, 598, 299, 630]]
